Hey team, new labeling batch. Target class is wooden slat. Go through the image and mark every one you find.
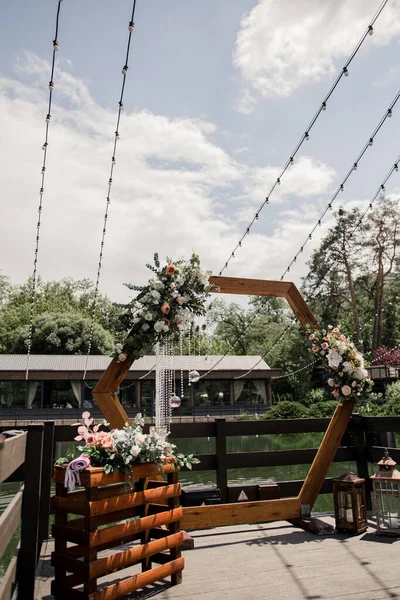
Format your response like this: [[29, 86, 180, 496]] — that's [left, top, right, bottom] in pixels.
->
[[89, 532, 183, 578], [362, 416, 400, 432], [0, 432, 27, 483], [89, 557, 184, 600], [0, 488, 23, 560], [53, 483, 181, 517], [181, 497, 300, 530], [298, 399, 355, 509], [67, 505, 138, 531], [88, 508, 182, 548], [53, 463, 176, 487], [208, 276, 291, 297], [169, 422, 216, 438], [286, 283, 319, 328], [225, 418, 331, 436], [226, 447, 355, 469], [92, 358, 133, 428], [0, 555, 17, 600]]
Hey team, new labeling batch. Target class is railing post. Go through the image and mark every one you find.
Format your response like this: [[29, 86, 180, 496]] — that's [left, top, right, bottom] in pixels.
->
[[215, 418, 228, 503], [351, 414, 372, 510], [17, 424, 44, 600], [38, 421, 55, 550]]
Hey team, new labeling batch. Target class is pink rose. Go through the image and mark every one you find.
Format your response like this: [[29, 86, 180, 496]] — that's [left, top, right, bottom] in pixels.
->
[[321, 342, 329, 350], [161, 302, 170, 315], [341, 385, 352, 396], [101, 436, 114, 449], [118, 353, 127, 362], [332, 327, 340, 334], [352, 381, 358, 388], [339, 334, 346, 341], [312, 345, 319, 353], [85, 435, 97, 446], [331, 389, 339, 398], [309, 334, 316, 341], [327, 378, 335, 387]]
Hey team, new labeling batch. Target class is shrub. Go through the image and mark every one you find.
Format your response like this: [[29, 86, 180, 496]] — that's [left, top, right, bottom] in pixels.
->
[[308, 401, 338, 418], [382, 397, 400, 416], [304, 388, 330, 407], [265, 400, 309, 419], [272, 392, 294, 404], [385, 381, 400, 404]]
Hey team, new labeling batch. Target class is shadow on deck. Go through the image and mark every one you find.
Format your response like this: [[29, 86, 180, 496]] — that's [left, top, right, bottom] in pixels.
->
[[35, 516, 400, 600]]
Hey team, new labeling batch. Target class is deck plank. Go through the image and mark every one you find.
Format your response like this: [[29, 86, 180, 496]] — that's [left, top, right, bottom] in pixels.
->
[[35, 516, 400, 600]]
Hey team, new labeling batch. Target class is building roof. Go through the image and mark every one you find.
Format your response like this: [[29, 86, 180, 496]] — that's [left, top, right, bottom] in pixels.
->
[[0, 354, 277, 381]]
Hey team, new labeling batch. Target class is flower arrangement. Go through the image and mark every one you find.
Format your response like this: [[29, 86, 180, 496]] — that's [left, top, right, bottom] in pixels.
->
[[308, 326, 372, 403], [57, 412, 199, 485], [116, 253, 217, 361]]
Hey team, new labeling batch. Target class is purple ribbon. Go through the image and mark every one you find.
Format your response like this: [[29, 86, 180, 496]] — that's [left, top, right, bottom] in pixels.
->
[[64, 455, 91, 492]]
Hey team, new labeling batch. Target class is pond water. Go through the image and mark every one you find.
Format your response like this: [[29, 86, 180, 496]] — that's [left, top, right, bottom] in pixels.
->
[[0, 432, 358, 575]]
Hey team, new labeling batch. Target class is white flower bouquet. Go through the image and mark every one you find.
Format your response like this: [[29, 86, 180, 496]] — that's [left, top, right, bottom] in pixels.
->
[[308, 326, 372, 403]]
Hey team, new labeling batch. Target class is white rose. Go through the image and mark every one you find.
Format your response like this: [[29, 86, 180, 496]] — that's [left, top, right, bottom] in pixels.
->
[[150, 290, 161, 302], [342, 361, 353, 373], [144, 312, 153, 321], [130, 445, 141, 457], [336, 340, 347, 354], [177, 296, 185, 305], [162, 324, 170, 332], [141, 323, 150, 331], [328, 349, 342, 369], [115, 343, 123, 352], [154, 320, 164, 333], [354, 367, 368, 380]]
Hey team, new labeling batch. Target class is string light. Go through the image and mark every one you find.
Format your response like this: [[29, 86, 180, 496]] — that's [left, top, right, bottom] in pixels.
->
[[25, 0, 63, 380], [83, 0, 138, 380], [279, 88, 400, 282], [218, 0, 389, 275]]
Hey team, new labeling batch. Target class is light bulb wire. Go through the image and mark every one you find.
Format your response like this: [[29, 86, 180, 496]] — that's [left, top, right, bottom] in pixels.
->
[[83, 0, 138, 380], [219, 0, 390, 276], [25, 0, 63, 381]]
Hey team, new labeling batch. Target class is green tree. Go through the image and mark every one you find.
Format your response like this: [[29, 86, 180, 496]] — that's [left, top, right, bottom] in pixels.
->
[[11, 312, 114, 355]]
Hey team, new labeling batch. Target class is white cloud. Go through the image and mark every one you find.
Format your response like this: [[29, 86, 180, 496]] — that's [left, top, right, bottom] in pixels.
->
[[234, 0, 400, 106], [0, 54, 338, 301]]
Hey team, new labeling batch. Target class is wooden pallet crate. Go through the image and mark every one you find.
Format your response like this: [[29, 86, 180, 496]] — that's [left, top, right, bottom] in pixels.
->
[[51, 463, 184, 600]]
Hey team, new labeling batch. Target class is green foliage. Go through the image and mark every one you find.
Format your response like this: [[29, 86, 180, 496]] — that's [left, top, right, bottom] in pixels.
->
[[384, 381, 400, 403], [308, 401, 337, 418], [11, 312, 114, 355], [0, 277, 122, 354], [264, 401, 309, 419], [304, 388, 330, 406]]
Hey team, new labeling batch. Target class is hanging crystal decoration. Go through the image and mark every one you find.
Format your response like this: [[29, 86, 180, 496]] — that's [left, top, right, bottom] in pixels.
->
[[189, 370, 200, 383], [170, 395, 181, 408]]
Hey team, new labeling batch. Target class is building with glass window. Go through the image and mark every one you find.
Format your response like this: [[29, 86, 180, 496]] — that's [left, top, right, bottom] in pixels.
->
[[0, 354, 280, 414]]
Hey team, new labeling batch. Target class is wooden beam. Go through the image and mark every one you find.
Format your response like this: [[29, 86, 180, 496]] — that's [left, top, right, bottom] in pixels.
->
[[0, 432, 27, 484], [208, 276, 291, 297], [180, 497, 300, 530], [0, 488, 23, 559], [286, 283, 318, 329], [92, 358, 133, 428], [298, 399, 355, 509]]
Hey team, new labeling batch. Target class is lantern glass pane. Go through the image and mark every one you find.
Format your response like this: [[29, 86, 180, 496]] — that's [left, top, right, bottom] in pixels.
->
[[356, 488, 362, 520], [345, 493, 353, 522], [337, 491, 345, 520], [375, 481, 400, 530]]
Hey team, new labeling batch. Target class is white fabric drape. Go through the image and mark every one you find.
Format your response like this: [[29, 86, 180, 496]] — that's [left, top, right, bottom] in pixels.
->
[[253, 379, 267, 403], [27, 382, 39, 408], [71, 381, 82, 407], [234, 380, 245, 402]]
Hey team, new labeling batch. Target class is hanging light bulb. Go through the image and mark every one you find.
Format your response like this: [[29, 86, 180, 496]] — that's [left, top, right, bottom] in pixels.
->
[[122, 65, 128, 75], [368, 25, 374, 35], [231, 252, 235, 258], [354, 162, 358, 171], [305, 131, 310, 141], [265, 197, 269, 204], [328, 204, 332, 210], [309, 234, 312, 240], [246, 227, 250, 234], [343, 67, 349, 77], [115, 131, 120, 140], [340, 184, 344, 192], [49, 81, 54, 91], [381, 185, 385, 191], [322, 102, 327, 111], [300, 247, 304, 253], [109, 177, 112, 185], [395, 163, 399, 172], [369, 138, 374, 146], [255, 213, 259, 221], [318, 220, 321, 226], [289, 157, 294, 166], [41, 167, 46, 174], [388, 109, 393, 118], [45, 114, 51, 123], [42, 142, 48, 151], [129, 21, 134, 32], [119, 102, 124, 111], [239, 241, 242, 247], [112, 156, 116, 165], [53, 40, 59, 51], [277, 178, 281, 185]]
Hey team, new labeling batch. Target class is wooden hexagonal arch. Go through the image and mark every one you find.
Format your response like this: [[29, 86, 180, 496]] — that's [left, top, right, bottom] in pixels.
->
[[92, 276, 355, 526]]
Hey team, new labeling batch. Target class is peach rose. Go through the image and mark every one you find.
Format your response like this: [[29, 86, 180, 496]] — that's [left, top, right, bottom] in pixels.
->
[[161, 302, 170, 315], [101, 436, 114, 449], [85, 435, 97, 446], [312, 345, 319, 353], [331, 389, 340, 398], [321, 342, 329, 350], [166, 264, 176, 275], [309, 333, 316, 341], [341, 385, 352, 396], [332, 327, 340, 334]]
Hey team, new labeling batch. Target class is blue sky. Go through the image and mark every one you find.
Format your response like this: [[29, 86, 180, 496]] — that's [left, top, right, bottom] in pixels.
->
[[1, 0, 400, 302]]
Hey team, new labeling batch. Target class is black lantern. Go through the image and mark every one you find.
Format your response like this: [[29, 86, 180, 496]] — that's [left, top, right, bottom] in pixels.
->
[[332, 472, 368, 534], [371, 450, 400, 536]]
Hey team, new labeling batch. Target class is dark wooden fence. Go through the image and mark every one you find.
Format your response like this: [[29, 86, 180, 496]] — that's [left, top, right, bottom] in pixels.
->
[[0, 423, 54, 600], [0, 415, 399, 598]]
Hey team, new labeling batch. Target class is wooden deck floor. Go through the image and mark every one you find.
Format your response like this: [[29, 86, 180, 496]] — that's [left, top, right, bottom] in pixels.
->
[[35, 516, 400, 600]]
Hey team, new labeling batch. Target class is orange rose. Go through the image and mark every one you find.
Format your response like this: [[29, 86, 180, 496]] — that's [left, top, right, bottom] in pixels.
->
[[161, 302, 170, 315], [166, 264, 175, 275]]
